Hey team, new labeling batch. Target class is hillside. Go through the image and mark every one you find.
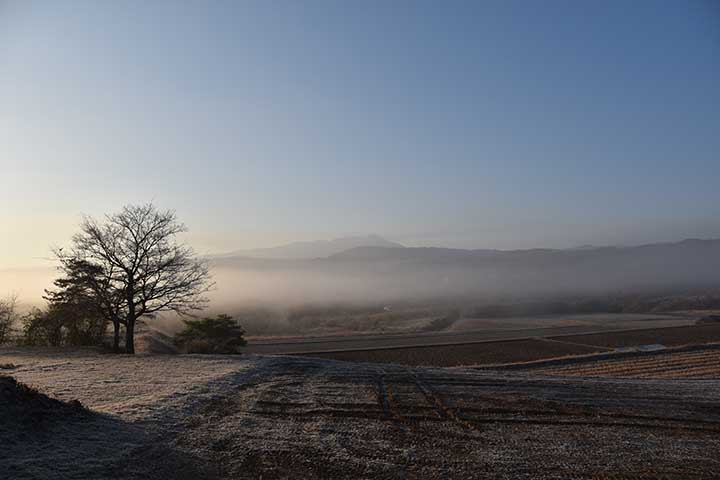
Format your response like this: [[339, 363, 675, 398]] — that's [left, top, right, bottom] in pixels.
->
[[209, 239, 720, 305], [7, 239, 720, 310], [211, 235, 403, 260]]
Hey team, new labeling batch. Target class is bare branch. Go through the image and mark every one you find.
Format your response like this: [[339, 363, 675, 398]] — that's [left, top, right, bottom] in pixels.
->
[[54, 203, 212, 353]]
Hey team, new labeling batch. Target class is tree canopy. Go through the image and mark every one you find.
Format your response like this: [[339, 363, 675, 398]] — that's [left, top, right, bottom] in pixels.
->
[[56, 203, 213, 353]]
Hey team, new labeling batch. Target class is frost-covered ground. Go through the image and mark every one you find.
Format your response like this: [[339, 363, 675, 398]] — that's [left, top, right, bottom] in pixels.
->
[[1, 347, 719, 479]]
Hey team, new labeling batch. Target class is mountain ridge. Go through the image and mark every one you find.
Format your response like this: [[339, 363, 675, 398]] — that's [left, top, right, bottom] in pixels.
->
[[328, 238, 720, 260], [209, 238, 720, 303], [210, 234, 404, 260]]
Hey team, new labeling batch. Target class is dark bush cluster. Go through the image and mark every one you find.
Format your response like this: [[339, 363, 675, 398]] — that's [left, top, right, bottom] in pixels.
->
[[22, 304, 107, 347], [174, 314, 246, 354]]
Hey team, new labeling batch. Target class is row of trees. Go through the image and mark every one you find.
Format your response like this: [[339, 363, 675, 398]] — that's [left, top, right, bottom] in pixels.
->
[[0, 292, 105, 347], [2, 204, 254, 354], [1, 295, 246, 354], [0, 204, 217, 353]]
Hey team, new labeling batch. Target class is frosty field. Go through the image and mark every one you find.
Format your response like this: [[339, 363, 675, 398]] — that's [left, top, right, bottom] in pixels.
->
[[2, 347, 719, 479]]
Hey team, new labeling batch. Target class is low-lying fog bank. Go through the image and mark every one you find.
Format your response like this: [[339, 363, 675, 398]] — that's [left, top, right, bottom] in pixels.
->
[[4, 239, 720, 336]]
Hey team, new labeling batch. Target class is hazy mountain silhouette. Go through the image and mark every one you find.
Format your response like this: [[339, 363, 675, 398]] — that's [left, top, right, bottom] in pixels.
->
[[210, 239, 720, 305], [7, 238, 720, 308], [212, 235, 403, 260]]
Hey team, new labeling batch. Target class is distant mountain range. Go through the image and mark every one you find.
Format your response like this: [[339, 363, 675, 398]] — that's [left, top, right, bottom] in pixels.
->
[[210, 238, 720, 304], [211, 235, 403, 260], [7, 237, 720, 307]]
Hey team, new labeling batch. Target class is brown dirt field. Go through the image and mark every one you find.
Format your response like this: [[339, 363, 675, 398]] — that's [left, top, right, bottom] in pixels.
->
[[450, 313, 687, 332], [550, 323, 720, 348], [528, 345, 720, 379], [244, 314, 696, 355], [302, 338, 605, 367]]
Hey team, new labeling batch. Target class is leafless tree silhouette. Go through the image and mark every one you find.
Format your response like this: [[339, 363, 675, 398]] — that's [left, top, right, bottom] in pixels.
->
[[56, 203, 212, 353]]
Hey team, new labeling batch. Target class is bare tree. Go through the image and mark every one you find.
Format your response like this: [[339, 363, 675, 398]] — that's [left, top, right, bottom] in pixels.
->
[[0, 295, 18, 345], [57, 204, 213, 353]]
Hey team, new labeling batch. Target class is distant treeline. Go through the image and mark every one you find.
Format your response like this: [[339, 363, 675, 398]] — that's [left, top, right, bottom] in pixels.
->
[[468, 291, 720, 319], [222, 289, 720, 336]]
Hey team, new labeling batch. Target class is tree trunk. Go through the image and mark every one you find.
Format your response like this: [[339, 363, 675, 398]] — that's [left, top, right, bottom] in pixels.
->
[[125, 281, 136, 354], [112, 320, 120, 353], [125, 318, 135, 354]]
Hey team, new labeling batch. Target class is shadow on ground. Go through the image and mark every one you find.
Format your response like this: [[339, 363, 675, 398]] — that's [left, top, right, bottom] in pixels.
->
[[0, 375, 216, 480]]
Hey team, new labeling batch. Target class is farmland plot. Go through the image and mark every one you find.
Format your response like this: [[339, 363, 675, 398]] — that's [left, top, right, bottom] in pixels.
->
[[551, 323, 720, 349], [2, 349, 720, 479], [303, 338, 605, 367], [526, 344, 720, 379]]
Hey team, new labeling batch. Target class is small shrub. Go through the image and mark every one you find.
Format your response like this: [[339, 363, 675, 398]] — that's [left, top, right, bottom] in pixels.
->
[[174, 314, 247, 354]]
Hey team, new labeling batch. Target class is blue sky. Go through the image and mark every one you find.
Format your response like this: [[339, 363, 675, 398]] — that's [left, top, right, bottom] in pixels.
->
[[1, 0, 719, 267]]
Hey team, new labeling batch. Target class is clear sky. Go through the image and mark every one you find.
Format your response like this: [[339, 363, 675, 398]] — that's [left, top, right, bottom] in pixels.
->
[[1, 0, 719, 268]]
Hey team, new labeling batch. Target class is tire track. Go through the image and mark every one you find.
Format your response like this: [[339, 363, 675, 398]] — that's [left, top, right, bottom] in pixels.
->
[[413, 372, 480, 430], [374, 367, 405, 426]]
